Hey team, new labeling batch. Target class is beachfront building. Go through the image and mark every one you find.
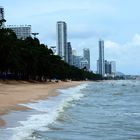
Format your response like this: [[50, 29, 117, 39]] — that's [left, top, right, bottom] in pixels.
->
[[97, 39, 105, 76], [73, 55, 82, 68], [80, 59, 89, 70], [83, 48, 90, 70], [72, 55, 88, 70], [71, 49, 76, 66], [7, 25, 31, 39], [104, 60, 111, 76], [110, 61, 116, 77], [104, 60, 116, 77], [67, 42, 73, 65], [0, 6, 5, 28], [57, 21, 67, 62]]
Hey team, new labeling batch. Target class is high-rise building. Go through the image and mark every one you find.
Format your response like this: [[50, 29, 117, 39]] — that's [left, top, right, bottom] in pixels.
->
[[98, 39, 105, 76], [104, 60, 111, 76], [73, 55, 82, 68], [83, 48, 90, 70], [0, 6, 5, 28], [80, 59, 89, 70], [67, 42, 72, 65], [57, 21, 67, 62], [104, 60, 116, 77], [71, 49, 77, 66], [7, 25, 31, 39], [110, 61, 116, 76], [72, 49, 77, 56]]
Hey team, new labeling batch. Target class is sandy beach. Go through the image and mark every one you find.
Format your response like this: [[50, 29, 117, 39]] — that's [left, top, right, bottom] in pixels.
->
[[0, 80, 84, 127]]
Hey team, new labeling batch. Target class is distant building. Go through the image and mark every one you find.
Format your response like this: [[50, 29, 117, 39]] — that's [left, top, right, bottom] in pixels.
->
[[57, 21, 67, 62], [72, 55, 88, 70], [97, 39, 105, 76], [0, 6, 5, 28], [67, 42, 72, 65], [80, 59, 89, 70], [71, 49, 76, 65], [7, 25, 31, 39], [83, 48, 90, 70], [110, 61, 116, 76], [72, 49, 77, 56], [104, 60, 111, 76], [104, 60, 116, 77], [73, 55, 82, 68], [97, 60, 99, 74]]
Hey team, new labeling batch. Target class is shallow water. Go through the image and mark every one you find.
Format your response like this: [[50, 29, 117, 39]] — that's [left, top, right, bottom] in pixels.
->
[[1, 80, 140, 140]]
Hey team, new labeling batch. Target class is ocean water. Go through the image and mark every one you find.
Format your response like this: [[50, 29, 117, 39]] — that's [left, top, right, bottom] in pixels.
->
[[1, 80, 140, 140]]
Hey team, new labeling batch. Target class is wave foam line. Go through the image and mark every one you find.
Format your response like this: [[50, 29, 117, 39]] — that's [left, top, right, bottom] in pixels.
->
[[9, 83, 88, 140]]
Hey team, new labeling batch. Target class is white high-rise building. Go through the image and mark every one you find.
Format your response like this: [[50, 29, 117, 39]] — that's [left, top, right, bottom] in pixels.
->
[[83, 48, 90, 70], [110, 61, 116, 76], [97, 39, 105, 76], [57, 21, 67, 62], [71, 49, 77, 65], [7, 25, 31, 39], [0, 6, 5, 28]]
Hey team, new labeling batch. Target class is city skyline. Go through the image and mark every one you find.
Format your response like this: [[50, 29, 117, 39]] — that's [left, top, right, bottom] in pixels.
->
[[1, 0, 140, 74]]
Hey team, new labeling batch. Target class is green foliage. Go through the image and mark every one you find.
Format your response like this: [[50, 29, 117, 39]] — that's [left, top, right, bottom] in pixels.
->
[[0, 28, 101, 81]]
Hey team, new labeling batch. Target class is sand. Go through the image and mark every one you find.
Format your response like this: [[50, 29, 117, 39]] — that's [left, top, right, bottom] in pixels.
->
[[0, 81, 84, 127]]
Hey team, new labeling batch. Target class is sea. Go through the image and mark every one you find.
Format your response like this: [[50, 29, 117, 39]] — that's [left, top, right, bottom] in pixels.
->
[[0, 80, 140, 140]]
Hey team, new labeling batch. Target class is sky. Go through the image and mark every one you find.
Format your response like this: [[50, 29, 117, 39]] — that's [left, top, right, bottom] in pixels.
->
[[1, 0, 140, 75]]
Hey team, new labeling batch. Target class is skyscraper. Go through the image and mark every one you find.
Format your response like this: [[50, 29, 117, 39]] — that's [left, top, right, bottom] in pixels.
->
[[0, 6, 5, 28], [71, 49, 77, 66], [80, 59, 89, 70], [57, 21, 67, 61], [98, 39, 105, 76], [110, 61, 116, 76], [104, 60, 111, 76], [67, 42, 72, 65], [83, 48, 90, 70], [104, 60, 116, 77]]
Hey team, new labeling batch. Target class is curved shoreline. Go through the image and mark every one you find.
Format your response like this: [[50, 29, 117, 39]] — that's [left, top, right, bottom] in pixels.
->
[[0, 81, 85, 127]]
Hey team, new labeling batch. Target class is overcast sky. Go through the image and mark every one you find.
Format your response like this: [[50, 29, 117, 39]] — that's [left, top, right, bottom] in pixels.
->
[[1, 0, 140, 75]]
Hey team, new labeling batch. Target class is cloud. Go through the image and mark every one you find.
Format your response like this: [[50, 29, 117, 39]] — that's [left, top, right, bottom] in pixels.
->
[[69, 28, 101, 40], [104, 34, 140, 74], [105, 40, 120, 49]]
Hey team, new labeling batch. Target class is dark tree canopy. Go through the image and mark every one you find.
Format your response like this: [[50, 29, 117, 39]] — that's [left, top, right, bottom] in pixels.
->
[[0, 28, 102, 81]]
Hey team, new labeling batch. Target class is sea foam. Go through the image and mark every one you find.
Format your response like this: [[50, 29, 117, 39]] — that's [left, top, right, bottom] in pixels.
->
[[9, 83, 88, 140]]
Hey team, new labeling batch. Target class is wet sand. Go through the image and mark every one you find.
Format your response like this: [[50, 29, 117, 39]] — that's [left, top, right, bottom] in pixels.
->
[[0, 81, 84, 127]]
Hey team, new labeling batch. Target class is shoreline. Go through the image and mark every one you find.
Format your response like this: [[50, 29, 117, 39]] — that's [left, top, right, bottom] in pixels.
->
[[0, 81, 85, 127]]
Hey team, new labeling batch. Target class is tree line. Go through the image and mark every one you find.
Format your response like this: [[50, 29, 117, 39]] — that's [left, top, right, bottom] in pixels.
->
[[0, 28, 102, 81]]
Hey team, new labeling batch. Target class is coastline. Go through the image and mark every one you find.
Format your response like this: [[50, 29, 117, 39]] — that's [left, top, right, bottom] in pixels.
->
[[0, 80, 85, 127]]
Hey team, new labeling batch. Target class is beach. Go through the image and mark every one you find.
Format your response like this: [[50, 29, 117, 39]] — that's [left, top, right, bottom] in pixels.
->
[[1, 80, 140, 140], [0, 80, 84, 127]]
